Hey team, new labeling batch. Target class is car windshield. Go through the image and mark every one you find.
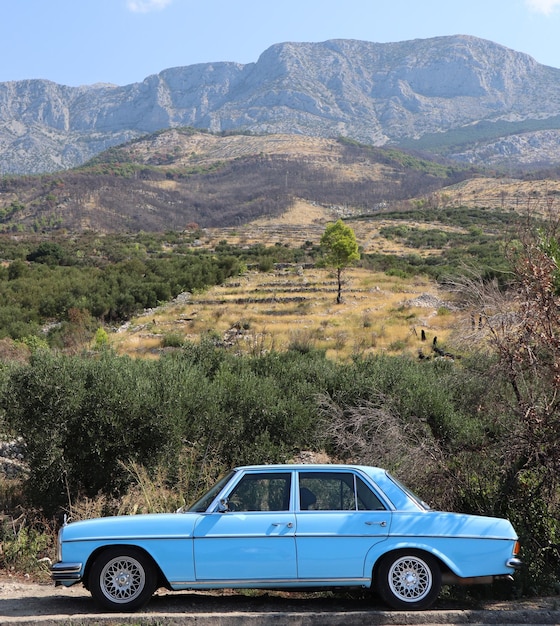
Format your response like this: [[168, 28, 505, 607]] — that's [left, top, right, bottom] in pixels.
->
[[184, 471, 236, 513]]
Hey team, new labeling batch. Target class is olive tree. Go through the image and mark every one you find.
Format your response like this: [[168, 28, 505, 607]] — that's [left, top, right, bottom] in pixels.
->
[[320, 219, 360, 304]]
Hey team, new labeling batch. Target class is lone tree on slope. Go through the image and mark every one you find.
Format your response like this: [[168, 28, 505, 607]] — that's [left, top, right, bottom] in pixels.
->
[[320, 219, 360, 304]]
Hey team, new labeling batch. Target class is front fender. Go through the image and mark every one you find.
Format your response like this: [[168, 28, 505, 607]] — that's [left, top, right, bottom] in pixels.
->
[[81, 538, 196, 587]]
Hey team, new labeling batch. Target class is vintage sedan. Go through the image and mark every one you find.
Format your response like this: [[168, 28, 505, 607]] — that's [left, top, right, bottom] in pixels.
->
[[51, 464, 521, 612]]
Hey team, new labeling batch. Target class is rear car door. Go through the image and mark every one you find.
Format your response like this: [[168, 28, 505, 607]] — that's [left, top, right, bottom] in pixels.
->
[[295, 470, 390, 581]]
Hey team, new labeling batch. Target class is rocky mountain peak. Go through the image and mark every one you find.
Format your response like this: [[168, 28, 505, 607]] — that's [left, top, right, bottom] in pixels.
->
[[2, 35, 560, 174]]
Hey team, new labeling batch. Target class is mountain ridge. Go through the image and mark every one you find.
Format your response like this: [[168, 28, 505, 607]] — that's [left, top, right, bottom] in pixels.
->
[[2, 35, 560, 174]]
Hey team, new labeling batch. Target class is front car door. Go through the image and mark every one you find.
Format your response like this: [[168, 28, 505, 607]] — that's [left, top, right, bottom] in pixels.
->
[[295, 470, 390, 583], [193, 470, 297, 582]]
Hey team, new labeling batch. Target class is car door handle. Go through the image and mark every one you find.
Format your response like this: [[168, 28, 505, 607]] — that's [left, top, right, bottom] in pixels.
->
[[272, 522, 294, 528], [365, 520, 387, 527]]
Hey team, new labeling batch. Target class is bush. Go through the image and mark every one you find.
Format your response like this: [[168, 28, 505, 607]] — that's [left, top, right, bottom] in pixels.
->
[[161, 332, 184, 348], [1, 344, 557, 597], [2, 351, 179, 513]]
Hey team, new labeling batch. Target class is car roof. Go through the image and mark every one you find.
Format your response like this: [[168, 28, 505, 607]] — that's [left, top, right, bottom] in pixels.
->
[[234, 464, 387, 477], [231, 465, 423, 511]]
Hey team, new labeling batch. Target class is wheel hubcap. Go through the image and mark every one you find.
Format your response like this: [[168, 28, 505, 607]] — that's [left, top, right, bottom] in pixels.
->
[[388, 556, 432, 602], [100, 556, 145, 603]]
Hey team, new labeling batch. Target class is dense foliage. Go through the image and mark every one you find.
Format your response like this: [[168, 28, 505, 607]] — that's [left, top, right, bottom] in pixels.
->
[[0, 232, 303, 341], [0, 347, 493, 513], [0, 340, 557, 596], [361, 205, 519, 282]]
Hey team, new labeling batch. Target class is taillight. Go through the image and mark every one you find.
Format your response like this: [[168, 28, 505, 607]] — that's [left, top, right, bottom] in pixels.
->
[[513, 540, 520, 555]]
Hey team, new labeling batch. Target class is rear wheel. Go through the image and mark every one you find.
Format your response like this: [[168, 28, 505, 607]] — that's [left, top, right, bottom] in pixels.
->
[[375, 550, 441, 610], [89, 547, 157, 612]]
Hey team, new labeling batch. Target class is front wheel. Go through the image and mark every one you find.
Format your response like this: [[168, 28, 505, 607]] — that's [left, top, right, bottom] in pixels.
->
[[89, 547, 158, 612], [375, 550, 441, 610]]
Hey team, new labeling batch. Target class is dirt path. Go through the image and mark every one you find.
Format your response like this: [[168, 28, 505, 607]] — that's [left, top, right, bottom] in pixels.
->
[[2, 578, 560, 625]]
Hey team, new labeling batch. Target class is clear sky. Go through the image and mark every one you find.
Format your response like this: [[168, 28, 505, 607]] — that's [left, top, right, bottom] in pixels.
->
[[3, 0, 560, 87]]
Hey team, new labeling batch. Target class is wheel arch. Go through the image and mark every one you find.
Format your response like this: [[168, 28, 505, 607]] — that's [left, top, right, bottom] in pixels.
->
[[83, 543, 169, 591], [372, 547, 445, 610], [367, 542, 454, 583]]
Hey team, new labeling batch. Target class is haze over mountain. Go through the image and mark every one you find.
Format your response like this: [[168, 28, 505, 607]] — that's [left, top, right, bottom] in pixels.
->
[[2, 35, 560, 175]]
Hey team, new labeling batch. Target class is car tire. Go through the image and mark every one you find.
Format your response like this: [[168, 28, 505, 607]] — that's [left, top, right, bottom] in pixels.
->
[[375, 550, 441, 610], [89, 547, 158, 612]]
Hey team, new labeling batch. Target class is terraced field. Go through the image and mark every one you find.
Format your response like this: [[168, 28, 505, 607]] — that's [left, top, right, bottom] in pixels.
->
[[198, 198, 467, 257], [111, 262, 459, 361], [109, 199, 484, 360]]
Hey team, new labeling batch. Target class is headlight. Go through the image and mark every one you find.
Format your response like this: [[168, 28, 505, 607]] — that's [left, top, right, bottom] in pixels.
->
[[56, 528, 63, 562]]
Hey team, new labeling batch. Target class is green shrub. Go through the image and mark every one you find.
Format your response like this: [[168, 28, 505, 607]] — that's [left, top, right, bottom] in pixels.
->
[[0, 518, 53, 579], [161, 332, 184, 348], [1, 343, 558, 597]]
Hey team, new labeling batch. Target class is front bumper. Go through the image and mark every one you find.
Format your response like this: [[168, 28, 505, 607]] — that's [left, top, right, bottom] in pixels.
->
[[51, 561, 83, 585]]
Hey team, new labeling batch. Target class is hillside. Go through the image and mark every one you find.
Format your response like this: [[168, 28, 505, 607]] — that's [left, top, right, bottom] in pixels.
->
[[3, 36, 560, 174], [0, 131, 474, 233], [112, 203, 458, 361], [113, 264, 457, 362]]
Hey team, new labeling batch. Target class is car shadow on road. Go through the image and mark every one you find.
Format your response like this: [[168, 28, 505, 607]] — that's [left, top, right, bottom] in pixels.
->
[[0, 589, 386, 620], [5, 587, 554, 625]]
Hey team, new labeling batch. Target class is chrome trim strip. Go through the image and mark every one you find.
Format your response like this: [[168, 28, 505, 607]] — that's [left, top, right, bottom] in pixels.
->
[[170, 577, 369, 587], [358, 533, 517, 541], [65, 532, 515, 542], [64, 535, 194, 543]]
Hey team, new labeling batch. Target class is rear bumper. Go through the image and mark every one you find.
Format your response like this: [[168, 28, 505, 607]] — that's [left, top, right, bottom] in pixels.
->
[[442, 557, 523, 586]]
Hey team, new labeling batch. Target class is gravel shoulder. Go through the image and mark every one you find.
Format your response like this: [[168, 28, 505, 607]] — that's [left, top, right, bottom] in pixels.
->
[[2, 577, 560, 625]]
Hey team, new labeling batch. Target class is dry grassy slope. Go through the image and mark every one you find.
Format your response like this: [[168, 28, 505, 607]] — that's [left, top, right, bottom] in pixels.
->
[[4, 129, 558, 234], [131, 132, 342, 162], [437, 176, 560, 212], [200, 199, 465, 257], [130, 131, 560, 220], [126, 131, 560, 210], [130, 130, 372, 167], [111, 265, 457, 361], [111, 202, 460, 361], [124, 131, 393, 180]]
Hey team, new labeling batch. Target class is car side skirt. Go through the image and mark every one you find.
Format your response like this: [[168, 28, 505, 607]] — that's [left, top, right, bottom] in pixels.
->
[[168, 577, 371, 590]]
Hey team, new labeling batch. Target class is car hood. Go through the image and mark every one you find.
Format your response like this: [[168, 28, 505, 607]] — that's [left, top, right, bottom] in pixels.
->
[[61, 512, 201, 541]]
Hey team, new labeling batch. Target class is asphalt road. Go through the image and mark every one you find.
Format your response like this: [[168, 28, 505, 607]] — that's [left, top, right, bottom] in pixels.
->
[[2, 579, 560, 625]]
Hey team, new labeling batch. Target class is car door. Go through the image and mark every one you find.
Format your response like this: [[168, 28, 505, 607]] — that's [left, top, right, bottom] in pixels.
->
[[193, 471, 297, 581], [295, 470, 390, 582]]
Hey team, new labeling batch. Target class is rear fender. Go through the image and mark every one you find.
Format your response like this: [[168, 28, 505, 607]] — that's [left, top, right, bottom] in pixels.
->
[[364, 540, 452, 581]]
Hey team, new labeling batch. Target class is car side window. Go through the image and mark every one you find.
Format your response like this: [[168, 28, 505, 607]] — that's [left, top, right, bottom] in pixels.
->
[[227, 472, 291, 511], [299, 472, 385, 511], [356, 476, 386, 510]]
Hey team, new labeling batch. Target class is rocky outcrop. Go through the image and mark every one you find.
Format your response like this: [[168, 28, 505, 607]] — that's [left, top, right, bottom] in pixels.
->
[[0, 437, 27, 479], [2, 35, 560, 174]]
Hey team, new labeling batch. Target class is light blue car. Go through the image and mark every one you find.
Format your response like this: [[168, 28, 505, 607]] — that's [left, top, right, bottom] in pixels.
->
[[51, 464, 521, 612]]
